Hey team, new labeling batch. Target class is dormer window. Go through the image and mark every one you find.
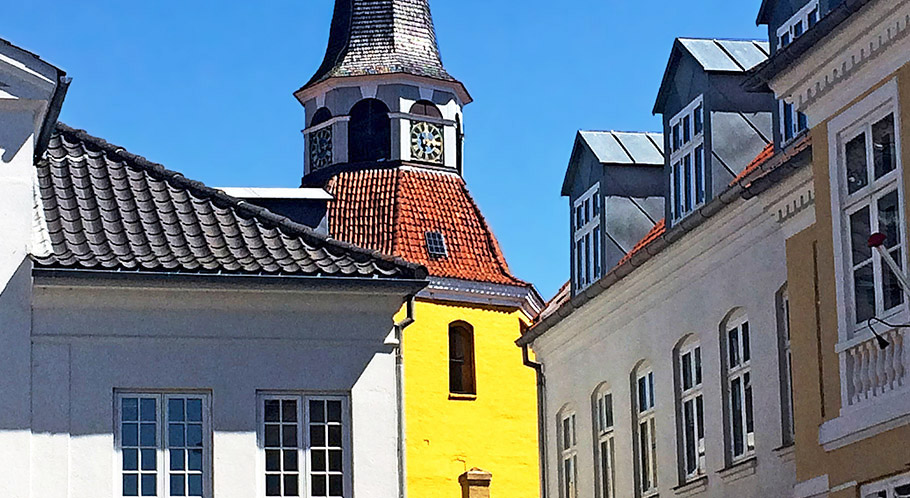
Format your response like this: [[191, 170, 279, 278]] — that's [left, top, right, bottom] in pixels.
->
[[425, 231, 448, 258], [669, 96, 706, 223], [573, 184, 601, 291], [777, 0, 820, 51], [781, 100, 809, 144]]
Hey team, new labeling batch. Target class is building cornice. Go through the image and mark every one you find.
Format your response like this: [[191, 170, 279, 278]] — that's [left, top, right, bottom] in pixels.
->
[[420, 277, 544, 318], [769, 0, 910, 122]]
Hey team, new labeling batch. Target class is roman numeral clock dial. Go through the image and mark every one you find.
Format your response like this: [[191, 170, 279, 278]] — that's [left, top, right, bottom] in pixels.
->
[[410, 121, 444, 164]]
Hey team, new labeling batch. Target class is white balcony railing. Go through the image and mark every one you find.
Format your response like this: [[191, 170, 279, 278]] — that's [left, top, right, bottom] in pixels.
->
[[843, 328, 908, 407]]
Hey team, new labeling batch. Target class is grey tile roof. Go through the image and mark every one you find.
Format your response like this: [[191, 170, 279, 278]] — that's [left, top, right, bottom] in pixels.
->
[[33, 123, 427, 280], [579, 131, 664, 165], [302, 0, 455, 89]]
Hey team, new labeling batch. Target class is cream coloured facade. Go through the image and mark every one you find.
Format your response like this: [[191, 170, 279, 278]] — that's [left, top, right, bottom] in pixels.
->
[[757, 0, 910, 496]]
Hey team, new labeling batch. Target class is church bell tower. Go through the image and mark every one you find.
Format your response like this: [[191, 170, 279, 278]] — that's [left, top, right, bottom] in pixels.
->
[[295, 0, 471, 182]]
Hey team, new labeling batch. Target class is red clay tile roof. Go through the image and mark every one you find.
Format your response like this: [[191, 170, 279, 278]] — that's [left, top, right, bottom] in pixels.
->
[[325, 167, 527, 286], [618, 219, 667, 267], [732, 143, 774, 185]]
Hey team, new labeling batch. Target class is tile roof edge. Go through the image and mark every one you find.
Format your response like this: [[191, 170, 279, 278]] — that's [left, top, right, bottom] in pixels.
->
[[50, 123, 428, 280], [517, 143, 812, 347]]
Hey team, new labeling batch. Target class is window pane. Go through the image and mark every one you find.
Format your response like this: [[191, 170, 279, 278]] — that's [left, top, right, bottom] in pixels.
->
[[745, 373, 755, 438], [585, 234, 592, 284], [793, 21, 804, 37], [684, 400, 696, 474], [266, 475, 281, 496], [696, 395, 705, 439], [884, 247, 905, 311], [576, 240, 584, 286], [729, 328, 740, 367], [684, 154, 693, 212], [171, 474, 186, 496], [638, 377, 647, 413], [851, 206, 873, 263], [809, 8, 819, 27], [845, 133, 869, 195], [123, 474, 139, 496], [683, 116, 691, 143], [639, 422, 650, 491], [731, 377, 744, 456], [879, 191, 901, 249], [873, 114, 896, 179], [695, 147, 705, 204], [140, 399, 156, 422], [682, 352, 693, 391], [123, 398, 139, 422], [593, 227, 601, 278], [141, 474, 156, 496], [673, 163, 682, 219], [798, 112, 808, 132], [855, 263, 876, 324], [673, 123, 681, 151], [285, 475, 299, 497], [784, 103, 794, 141], [694, 347, 702, 385], [742, 322, 751, 363], [648, 373, 655, 409], [188, 474, 203, 496], [694, 105, 703, 135]]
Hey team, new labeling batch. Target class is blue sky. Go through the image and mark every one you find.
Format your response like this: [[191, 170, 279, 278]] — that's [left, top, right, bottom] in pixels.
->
[[3, 1, 767, 299]]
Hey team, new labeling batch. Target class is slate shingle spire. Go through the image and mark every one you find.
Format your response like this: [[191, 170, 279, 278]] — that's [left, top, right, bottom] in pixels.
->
[[303, 0, 456, 89]]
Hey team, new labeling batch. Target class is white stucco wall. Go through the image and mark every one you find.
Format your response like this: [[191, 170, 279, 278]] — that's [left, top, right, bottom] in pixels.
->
[[0, 42, 59, 498], [533, 170, 812, 498], [26, 284, 405, 498]]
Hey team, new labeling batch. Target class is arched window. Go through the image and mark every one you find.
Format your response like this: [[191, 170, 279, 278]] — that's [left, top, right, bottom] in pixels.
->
[[557, 404, 578, 498], [632, 361, 658, 496], [721, 309, 755, 462], [674, 335, 705, 481], [348, 99, 391, 162], [310, 107, 333, 127], [592, 384, 616, 498], [409, 100, 443, 119], [449, 322, 476, 395]]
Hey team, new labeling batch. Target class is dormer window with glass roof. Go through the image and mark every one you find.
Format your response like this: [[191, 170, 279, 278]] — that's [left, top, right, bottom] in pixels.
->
[[669, 96, 706, 223]]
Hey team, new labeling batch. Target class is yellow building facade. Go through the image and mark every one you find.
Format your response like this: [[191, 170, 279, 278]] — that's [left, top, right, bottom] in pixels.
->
[[401, 301, 540, 497], [758, 0, 910, 495]]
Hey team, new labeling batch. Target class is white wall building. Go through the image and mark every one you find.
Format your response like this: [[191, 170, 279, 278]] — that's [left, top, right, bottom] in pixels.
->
[[518, 36, 812, 498], [0, 38, 426, 498]]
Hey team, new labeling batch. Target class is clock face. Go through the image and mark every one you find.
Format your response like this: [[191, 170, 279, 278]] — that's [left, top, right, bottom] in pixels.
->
[[309, 127, 333, 170], [410, 121, 444, 164]]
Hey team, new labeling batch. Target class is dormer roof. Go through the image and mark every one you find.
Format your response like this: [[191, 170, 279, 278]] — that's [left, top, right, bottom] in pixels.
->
[[653, 38, 770, 114], [562, 131, 664, 196], [300, 0, 460, 92]]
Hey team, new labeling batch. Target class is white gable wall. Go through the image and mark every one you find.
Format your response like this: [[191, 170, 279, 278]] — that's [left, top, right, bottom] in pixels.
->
[[26, 283, 404, 498]]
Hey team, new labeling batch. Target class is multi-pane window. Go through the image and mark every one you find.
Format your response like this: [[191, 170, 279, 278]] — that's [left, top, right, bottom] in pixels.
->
[[574, 184, 602, 291], [669, 96, 706, 223], [559, 412, 578, 498], [635, 368, 658, 497], [838, 99, 904, 334], [594, 389, 616, 498], [778, 286, 795, 445], [677, 341, 705, 480], [116, 392, 210, 498], [725, 315, 755, 461], [781, 100, 809, 144], [777, 0, 820, 51], [260, 395, 348, 498]]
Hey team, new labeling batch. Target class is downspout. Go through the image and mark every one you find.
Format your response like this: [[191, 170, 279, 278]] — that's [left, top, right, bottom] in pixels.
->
[[393, 296, 416, 498], [523, 343, 548, 498]]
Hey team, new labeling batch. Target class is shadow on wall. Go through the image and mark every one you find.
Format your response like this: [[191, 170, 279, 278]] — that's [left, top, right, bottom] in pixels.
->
[[0, 259, 33, 431], [0, 114, 35, 163]]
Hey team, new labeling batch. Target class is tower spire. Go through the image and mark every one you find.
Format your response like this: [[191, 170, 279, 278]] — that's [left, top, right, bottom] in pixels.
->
[[304, 0, 456, 90]]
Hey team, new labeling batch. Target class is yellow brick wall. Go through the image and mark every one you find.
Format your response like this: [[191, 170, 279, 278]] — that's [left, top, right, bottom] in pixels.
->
[[399, 299, 540, 498]]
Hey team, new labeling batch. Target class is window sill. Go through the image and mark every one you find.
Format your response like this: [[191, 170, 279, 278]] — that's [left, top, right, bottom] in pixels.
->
[[772, 442, 795, 462], [673, 475, 707, 496], [448, 393, 477, 401], [717, 456, 757, 483], [641, 490, 660, 498]]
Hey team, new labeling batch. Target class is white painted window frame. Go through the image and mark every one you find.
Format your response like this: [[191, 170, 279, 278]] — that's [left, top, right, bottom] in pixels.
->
[[573, 183, 602, 292], [829, 79, 908, 348], [558, 411, 579, 498], [114, 391, 213, 498], [594, 387, 616, 498], [779, 286, 796, 445], [669, 96, 706, 224], [776, 0, 820, 51], [635, 369, 658, 498], [724, 313, 755, 463], [677, 340, 705, 481], [257, 393, 352, 498], [861, 470, 910, 497]]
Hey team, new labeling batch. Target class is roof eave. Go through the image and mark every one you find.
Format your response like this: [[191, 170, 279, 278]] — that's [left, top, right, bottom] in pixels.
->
[[560, 132, 586, 196], [294, 72, 473, 106]]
